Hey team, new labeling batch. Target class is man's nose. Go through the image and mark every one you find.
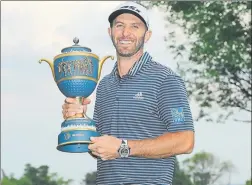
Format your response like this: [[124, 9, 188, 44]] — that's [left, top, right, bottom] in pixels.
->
[[122, 27, 131, 37]]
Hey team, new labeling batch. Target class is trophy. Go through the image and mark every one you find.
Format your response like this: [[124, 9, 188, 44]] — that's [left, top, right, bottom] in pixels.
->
[[38, 37, 114, 153]]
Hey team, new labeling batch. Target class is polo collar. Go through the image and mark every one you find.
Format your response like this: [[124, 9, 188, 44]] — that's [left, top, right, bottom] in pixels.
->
[[111, 52, 152, 77]]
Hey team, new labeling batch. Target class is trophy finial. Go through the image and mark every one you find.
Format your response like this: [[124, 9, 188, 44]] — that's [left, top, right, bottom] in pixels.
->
[[73, 37, 79, 45]]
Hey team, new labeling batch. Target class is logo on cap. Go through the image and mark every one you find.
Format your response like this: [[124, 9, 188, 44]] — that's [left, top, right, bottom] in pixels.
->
[[120, 6, 141, 13]]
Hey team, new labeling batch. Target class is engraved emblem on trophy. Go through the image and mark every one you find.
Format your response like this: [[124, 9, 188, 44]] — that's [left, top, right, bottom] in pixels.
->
[[38, 37, 114, 153]]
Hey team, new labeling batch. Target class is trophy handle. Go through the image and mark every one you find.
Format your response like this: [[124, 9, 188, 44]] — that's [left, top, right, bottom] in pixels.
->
[[98, 55, 114, 80], [39, 58, 55, 81], [83, 112, 92, 120]]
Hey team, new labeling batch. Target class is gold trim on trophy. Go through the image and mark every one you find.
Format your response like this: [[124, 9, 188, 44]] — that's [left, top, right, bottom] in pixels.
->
[[39, 59, 55, 81], [66, 117, 86, 120], [61, 128, 97, 132], [57, 141, 92, 146], [54, 52, 99, 61], [98, 55, 114, 80], [56, 76, 98, 84]]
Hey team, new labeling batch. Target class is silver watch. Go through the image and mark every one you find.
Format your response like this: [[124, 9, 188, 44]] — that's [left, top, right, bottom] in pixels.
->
[[118, 139, 130, 158]]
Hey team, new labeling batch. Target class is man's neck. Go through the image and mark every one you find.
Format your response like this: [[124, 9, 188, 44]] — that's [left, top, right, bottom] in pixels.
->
[[117, 50, 144, 77]]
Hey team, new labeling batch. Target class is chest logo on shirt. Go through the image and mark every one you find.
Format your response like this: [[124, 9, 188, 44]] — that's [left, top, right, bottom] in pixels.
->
[[133, 92, 144, 100], [171, 107, 185, 124]]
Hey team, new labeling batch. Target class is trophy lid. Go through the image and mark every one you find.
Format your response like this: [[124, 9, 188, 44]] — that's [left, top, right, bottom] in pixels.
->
[[61, 37, 92, 53]]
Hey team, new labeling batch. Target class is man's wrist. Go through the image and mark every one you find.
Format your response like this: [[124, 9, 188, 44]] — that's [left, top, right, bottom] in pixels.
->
[[128, 140, 134, 156], [118, 139, 130, 158]]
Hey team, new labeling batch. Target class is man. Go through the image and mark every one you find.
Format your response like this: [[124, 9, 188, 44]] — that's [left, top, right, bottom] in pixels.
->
[[62, 1, 195, 185]]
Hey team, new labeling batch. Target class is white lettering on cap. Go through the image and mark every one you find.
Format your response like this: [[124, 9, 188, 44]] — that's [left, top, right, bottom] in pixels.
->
[[120, 5, 141, 13], [109, 2, 150, 29]]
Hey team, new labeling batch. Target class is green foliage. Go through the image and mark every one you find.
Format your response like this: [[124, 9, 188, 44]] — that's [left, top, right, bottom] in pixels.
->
[[81, 158, 194, 185], [246, 179, 252, 185], [145, 1, 251, 123], [1, 176, 32, 185], [81, 171, 97, 185], [1, 164, 73, 185], [1, 178, 17, 185], [80, 152, 235, 185], [1, 152, 236, 185], [173, 157, 193, 185], [182, 151, 236, 185]]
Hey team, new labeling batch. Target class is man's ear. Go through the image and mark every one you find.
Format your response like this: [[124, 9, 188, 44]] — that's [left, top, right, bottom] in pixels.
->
[[144, 30, 152, 43], [108, 27, 112, 37]]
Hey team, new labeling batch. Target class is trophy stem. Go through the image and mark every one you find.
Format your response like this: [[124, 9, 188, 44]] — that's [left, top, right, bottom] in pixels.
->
[[75, 96, 83, 104], [75, 97, 91, 120], [72, 97, 83, 118]]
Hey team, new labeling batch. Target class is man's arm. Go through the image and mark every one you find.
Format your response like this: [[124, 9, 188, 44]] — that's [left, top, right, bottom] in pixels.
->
[[129, 73, 195, 159], [128, 130, 194, 158], [88, 83, 102, 159], [88, 74, 195, 160]]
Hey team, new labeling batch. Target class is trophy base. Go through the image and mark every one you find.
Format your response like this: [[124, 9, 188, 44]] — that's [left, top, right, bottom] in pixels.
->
[[57, 118, 100, 153], [57, 143, 90, 153]]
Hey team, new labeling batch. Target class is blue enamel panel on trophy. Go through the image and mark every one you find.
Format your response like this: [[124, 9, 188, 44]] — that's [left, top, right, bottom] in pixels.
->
[[57, 118, 100, 152], [57, 79, 96, 97], [57, 144, 89, 153], [58, 130, 100, 144], [54, 55, 99, 97]]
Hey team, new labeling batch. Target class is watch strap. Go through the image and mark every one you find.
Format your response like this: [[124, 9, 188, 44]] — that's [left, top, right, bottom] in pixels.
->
[[122, 139, 127, 145]]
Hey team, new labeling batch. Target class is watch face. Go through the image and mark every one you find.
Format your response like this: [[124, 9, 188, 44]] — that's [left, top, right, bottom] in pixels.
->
[[120, 147, 129, 157]]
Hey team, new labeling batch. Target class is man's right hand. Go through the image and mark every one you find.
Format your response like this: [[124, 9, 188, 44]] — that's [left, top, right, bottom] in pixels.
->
[[62, 97, 91, 119]]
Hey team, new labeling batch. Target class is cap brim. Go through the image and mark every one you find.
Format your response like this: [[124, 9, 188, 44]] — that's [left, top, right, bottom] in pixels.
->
[[108, 9, 147, 27]]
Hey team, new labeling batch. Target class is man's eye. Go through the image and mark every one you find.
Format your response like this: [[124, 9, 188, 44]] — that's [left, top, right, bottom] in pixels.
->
[[116, 24, 123, 27]]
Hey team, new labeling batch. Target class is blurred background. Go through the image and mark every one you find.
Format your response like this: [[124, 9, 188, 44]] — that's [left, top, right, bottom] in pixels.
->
[[1, 1, 251, 185]]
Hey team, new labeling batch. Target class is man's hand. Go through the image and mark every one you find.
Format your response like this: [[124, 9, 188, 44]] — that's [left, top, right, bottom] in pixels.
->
[[88, 135, 122, 161], [62, 97, 91, 119]]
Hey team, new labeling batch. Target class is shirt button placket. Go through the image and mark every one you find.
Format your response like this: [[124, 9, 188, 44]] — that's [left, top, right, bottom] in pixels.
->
[[115, 78, 123, 137], [116, 80, 121, 101], [110, 78, 121, 136]]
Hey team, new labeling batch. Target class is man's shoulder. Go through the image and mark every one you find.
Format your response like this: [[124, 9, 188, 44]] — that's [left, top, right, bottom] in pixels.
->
[[149, 59, 181, 80], [100, 73, 112, 83], [96, 73, 113, 89]]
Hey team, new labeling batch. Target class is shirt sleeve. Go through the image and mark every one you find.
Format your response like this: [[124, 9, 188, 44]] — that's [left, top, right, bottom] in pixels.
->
[[157, 74, 194, 132]]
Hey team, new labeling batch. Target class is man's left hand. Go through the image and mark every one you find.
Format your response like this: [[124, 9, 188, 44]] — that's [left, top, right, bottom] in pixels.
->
[[88, 135, 122, 161]]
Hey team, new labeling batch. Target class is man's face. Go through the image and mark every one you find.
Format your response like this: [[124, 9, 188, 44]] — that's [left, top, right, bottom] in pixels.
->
[[108, 13, 152, 57]]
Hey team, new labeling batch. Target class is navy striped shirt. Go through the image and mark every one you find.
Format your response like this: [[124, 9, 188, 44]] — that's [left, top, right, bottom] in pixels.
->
[[93, 52, 194, 185]]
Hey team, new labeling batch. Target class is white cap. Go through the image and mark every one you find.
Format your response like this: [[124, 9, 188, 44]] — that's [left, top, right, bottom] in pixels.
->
[[108, 1, 150, 29]]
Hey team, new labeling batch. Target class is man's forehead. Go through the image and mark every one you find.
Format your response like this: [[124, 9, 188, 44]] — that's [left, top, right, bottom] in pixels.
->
[[114, 13, 144, 24]]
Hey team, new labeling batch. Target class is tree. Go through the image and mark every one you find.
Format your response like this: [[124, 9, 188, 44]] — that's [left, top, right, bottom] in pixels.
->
[[1, 164, 73, 185], [173, 157, 193, 185], [182, 151, 236, 185], [246, 179, 252, 185], [81, 171, 97, 185], [1, 175, 32, 185], [81, 158, 193, 185], [144, 1, 251, 123]]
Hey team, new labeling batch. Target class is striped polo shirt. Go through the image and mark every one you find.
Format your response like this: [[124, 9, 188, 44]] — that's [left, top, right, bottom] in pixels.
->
[[93, 52, 194, 185]]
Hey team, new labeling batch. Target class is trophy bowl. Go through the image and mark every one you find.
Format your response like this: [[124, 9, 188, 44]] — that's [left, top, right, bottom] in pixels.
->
[[38, 37, 114, 153]]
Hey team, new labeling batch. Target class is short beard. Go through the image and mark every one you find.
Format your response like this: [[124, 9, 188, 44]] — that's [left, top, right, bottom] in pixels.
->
[[111, 34, 145, 57]]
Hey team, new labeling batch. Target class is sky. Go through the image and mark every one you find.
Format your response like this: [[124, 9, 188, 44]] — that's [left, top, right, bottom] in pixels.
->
[[1, 1, 251, 185]]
